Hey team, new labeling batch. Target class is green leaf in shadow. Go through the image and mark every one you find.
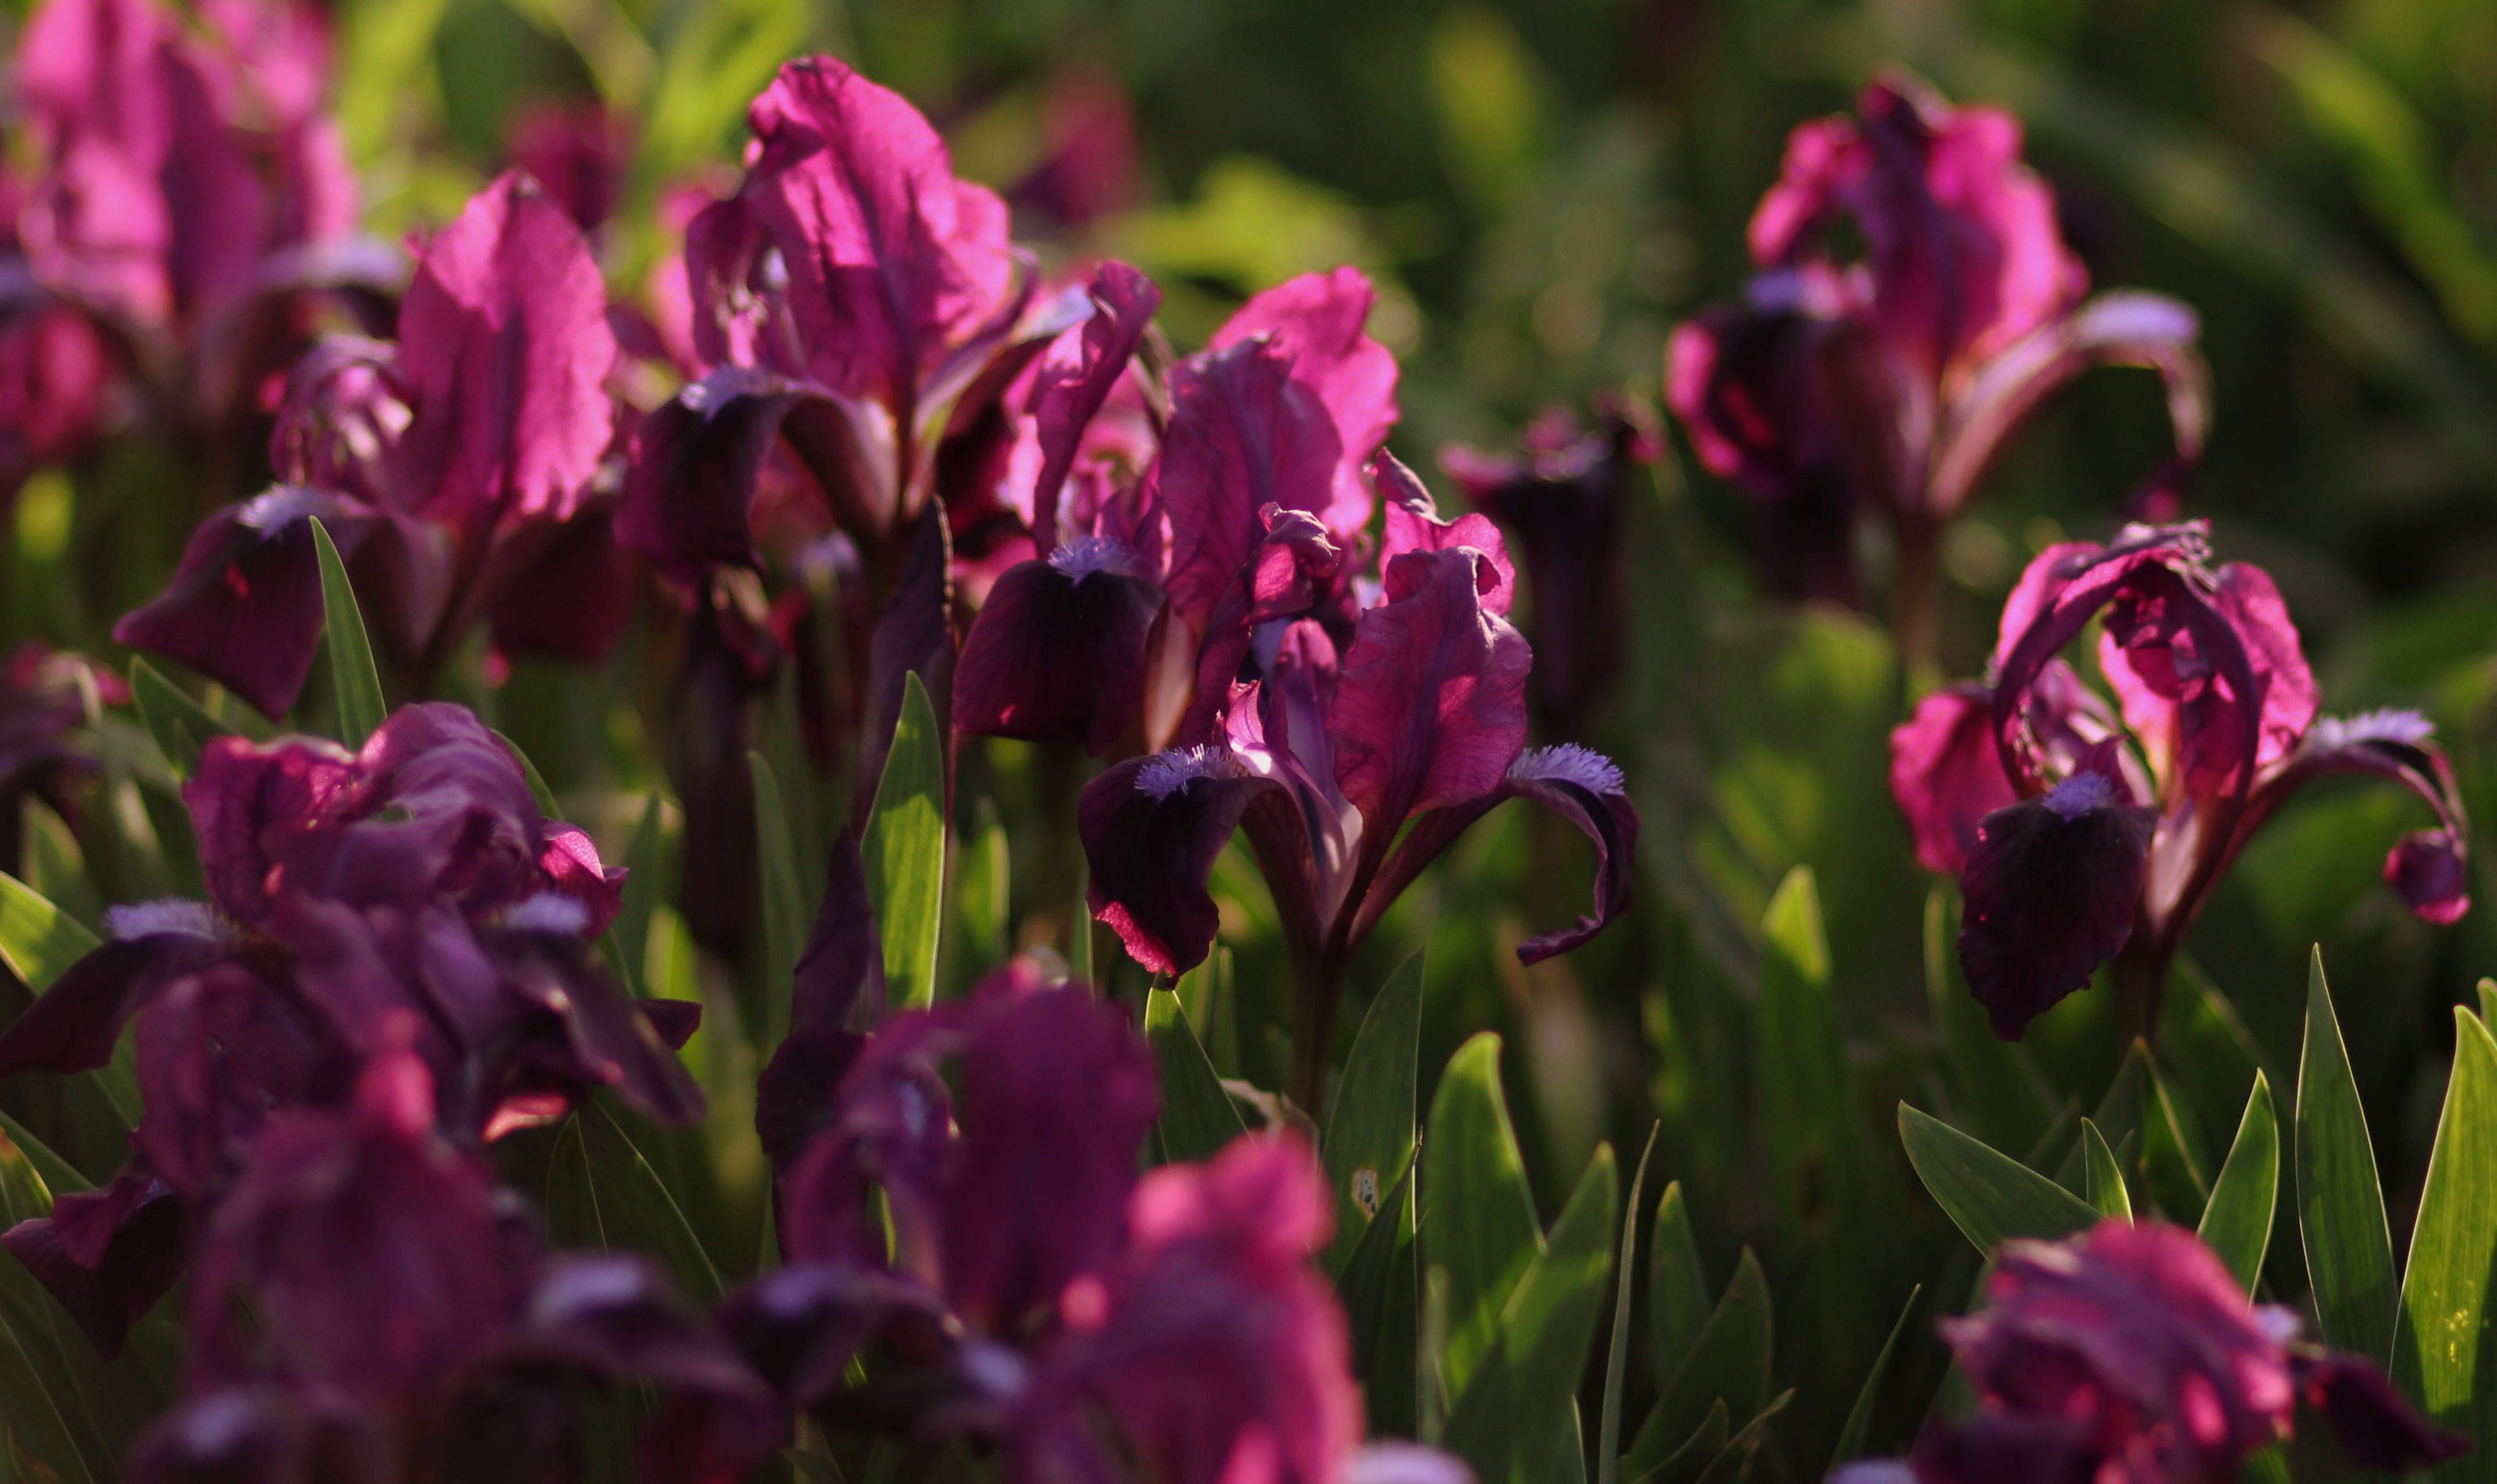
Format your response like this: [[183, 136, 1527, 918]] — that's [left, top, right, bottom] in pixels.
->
[[2082, 1119, 2132, 1221], [1831, 1285, 1920, 1469], [1900, 1104, 2099, 1256], [1651, 1180, 1710, 1384], [1444, 1145, 1618, 1484], [749, 752, 808, 1051], [1601, 1128, 1659, 1484], [1625, 1247, 1773, 1479], [128, 659, 233, 780]]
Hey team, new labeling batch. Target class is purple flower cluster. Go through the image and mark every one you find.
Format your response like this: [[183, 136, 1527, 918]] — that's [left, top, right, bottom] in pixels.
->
[[1837, 1221, 2462, 1484], [1889, 523, 2469, 1037]]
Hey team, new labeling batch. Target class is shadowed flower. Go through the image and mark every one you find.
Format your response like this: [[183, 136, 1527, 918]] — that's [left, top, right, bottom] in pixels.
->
[[1666, 74, 2209, 667], [1835, 1221, 2462, 1484], [1889, 523, 2471, 1039], [114, 170, 621, 716]]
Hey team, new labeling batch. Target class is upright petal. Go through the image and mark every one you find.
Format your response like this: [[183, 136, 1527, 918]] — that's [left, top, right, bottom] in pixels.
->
[[1330, 548, 1531, 839], [1208, 267, 1398, 539], [1957, 761, 2155, 1039], [1374, 454, 1514, 616], [1030, 261, 1160, 553], [738, 57, 1016, 412], [397, 171, 617, 521], [1159, 336, 1344, 642]]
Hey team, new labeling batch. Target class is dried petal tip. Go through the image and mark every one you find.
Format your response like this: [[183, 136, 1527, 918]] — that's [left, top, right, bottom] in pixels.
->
[[1509, 743, 1625, 795], [1135, 746, 1242, 800], [1048, 533, 1140, 581], [105, 900, 225, 942]]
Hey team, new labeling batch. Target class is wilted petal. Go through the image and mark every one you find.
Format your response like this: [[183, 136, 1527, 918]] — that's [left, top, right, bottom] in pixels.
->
[[112, 486, 376, 722], [740, 57, 1016, 412], [1891, 683, 2017, 878], [1031, 261, 1160, 552], [0, 926, 231, 1078], [1331, 547, 1531, 839], [1208, 267, 1397, 539], [756, 831, 882, 1172], [1080, 748, 1290, 977], [396, 171, 617, 521], [1957, 763, 2155, 1039], [1931, 291, 2209, 517], [952, 549, 1160, 753], [943, 986, 1159, 1335]]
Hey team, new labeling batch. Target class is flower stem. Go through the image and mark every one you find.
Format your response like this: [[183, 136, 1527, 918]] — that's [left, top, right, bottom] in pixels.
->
[[1288, 945, 1345, 1125], [2112, 932, 2171, 1047], [1893, 516, 1944, 684]]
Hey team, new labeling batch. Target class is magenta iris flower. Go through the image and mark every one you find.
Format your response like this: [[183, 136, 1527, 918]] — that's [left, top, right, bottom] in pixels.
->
[[1890, 523, 2470, 1038], [1666, 75, 2209, 666], [113, 170, 624, 716], [1835, 1221, 2463, 1484], [0, 703, 702, 1356]]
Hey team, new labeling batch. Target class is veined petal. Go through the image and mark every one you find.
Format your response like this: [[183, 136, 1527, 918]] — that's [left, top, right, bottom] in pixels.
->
[[953, 553, 1160, 753], [1030, 260, 1160, 553], [1080, 748, 1292, 976], [1159, 335, 1345, 642], [1209, 266, 1398, 541], [1374, 453, 1514, 616]]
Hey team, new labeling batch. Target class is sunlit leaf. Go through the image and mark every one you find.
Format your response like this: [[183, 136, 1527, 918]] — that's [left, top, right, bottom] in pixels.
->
[[310, 518, 385, 748], [2300, 949, 2399, 1361], [2392, 1007, 2497, 1457], [1325, 951, 1424, 1271], [860, 673, 945, 1011], [1424, 1032, 1542, 1399], [2082, 1119, 2132, 1221], [2197, 1071, 2280, 1295]]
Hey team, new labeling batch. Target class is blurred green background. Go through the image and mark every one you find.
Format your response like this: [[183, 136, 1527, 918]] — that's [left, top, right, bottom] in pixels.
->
[[13, 0, 2497, 1469]]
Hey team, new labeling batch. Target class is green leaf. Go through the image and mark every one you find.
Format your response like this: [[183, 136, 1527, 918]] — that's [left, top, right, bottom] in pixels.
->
[[545, 1101, 727, 1304], [1334, 1154, 1417, 1406], [860, 673, 945, 1011], [1324, 950, 1424, 1270], [950, 796, 1009, 989], [497, 730, 564, 821], [1650, 1181, 1711, 1385], [310, 518, 386, 746], [609, 792, 669, 999], [1757, 867, 1868, 1233], [1924, 886, 2056, 1157], [0, 872, 99, 991], [1628, 1248, 1773, 1478], [2055, 1043, 2150, 1195], [1900, 1104, 2099, 1256], [2196, 1070, 2280, 1295], [1691, 1392, 1792, 1484], [2299, 948, 2399, 1361], [2141, 1059, 2212, 1226], [128, 659, 233, 779], [2082, 1120, 2132, 1221], [1601, 1128, 1659, 1484], [1424, 1032, 1544, 1399], [0, 1113, 89, 1197], [1631, 1399, 1727, 1484], [2392, 1007, 2497, 1456], [1445, 1146, 1619, 1484], [1831, 1286, 1920, 1469], [1144, 989, 1245, 1164], [748, 752, 808, 1052]]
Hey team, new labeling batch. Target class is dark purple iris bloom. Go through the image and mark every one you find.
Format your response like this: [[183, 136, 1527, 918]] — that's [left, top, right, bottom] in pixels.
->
[[1890, 523, 2470, 1039], [617, 55, 1078, 591], [716, 945, 1460, 1484], [126, 1044, 769, 1484], [0, 703, 702, 1355], [1, 0, 383, 478], [1665, 76, 2209, 664], [1078, 453, 1636, 1114], [115, 169, 623, 718], [1834, 1221, 2463, 1484], [1441, 398, 1662, 734]]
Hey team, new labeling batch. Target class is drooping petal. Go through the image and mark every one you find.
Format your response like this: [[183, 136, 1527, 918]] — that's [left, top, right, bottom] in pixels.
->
[[112, 485, 377, 722], [1, 1174, 187, 1358], [2294, 1351, 2470, 1472], [396, 171, 617, 522], [1931, 291, 2209, 517], [755, 832, 882, 1173], [0, 926, 233, 1078], [1330, 546, 1531, 840], [1030, 261, 1160, 553], [1956, 764, 2155, 1039], [942, 986, 1159, 1336], [738, 56, 1016, 412], [1890, 683, 2017, 878], [617, 367, 828, 581], [1208, 267, 1398, 539], [487, 503, 633, 664], [1080, 748, 1291, 977], [2267, 710, 2471, 927], [1904, 1415, 2103, 1484], [952, 549, 1161, 754]]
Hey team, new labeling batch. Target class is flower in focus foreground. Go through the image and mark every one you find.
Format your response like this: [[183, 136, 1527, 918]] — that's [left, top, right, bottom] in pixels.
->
[[1834, 1220, 2463, 1484], [1666, 74, 2209, 667]]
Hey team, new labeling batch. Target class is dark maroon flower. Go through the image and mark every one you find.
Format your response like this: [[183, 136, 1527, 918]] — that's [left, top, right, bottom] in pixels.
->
[[0, 301, 110, 505], [1889, 523, 2470, 1037], [0, 641, 109, 884], [1665, 76, 2208, 662], [1441, 399, 1660, 732]]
